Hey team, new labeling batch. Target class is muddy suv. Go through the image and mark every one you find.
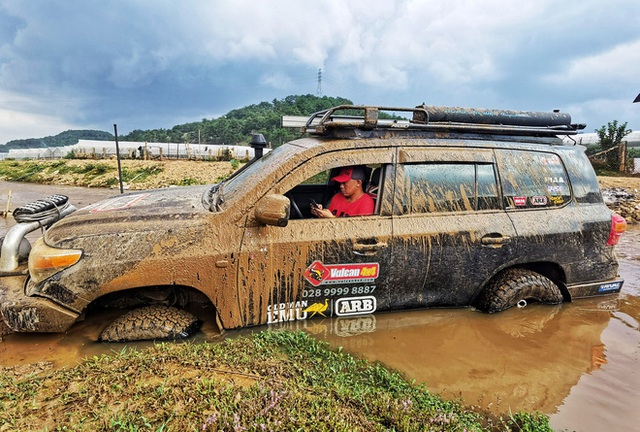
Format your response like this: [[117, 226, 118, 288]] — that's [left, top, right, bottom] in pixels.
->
[[0, 104, 627, 341]]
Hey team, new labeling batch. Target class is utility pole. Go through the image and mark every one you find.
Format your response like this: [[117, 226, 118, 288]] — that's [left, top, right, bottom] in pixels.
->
[[316, 68, 322, 96], [113, 124, 124, 194]]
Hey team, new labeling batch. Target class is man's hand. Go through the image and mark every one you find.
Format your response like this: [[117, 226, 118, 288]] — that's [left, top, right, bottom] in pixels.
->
[[311, 204, 334, 218]]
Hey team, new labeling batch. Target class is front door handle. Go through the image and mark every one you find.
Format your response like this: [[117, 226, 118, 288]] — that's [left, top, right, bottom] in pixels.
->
[[353, 242, 388, 256]]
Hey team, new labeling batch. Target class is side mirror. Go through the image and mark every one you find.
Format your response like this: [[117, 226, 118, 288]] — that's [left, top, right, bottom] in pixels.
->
[[255, 194, 290, 227]]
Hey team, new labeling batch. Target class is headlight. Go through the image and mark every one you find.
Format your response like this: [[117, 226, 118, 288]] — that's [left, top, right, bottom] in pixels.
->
[[28, 238, 83, 284]]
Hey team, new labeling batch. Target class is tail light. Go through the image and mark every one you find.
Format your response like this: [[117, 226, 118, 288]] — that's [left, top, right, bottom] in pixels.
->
[[607, 213, 627, 246]]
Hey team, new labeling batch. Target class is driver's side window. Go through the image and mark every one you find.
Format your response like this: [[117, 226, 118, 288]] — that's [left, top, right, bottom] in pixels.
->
[[285, 165, 383, 219]]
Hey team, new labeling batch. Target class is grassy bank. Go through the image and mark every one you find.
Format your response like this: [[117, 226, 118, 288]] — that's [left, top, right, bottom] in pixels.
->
[[0, 159, 237, 190], [0, 331, 549, 431]]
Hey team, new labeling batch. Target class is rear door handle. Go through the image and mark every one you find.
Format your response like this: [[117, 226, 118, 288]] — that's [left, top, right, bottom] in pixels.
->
[[481, 235, 511, 246]]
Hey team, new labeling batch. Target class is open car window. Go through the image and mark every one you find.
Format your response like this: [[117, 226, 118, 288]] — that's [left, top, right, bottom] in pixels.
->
[[285, 164, 385, 219]]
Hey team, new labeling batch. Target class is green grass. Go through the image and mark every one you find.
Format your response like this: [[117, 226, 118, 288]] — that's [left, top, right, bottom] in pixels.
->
[[120, 165, 164, 183], [0, 160, 116, 183], [0, 330, 551, 431], [0, 160, 169, 188], [0, 160, 49, 182]]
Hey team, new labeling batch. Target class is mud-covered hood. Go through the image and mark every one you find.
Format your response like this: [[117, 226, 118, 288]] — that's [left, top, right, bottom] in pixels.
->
[[45, 185, 212, 245]]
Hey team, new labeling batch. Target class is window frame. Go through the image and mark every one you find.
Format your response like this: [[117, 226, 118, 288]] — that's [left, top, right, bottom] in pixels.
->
[[395, 147, 501, 216]]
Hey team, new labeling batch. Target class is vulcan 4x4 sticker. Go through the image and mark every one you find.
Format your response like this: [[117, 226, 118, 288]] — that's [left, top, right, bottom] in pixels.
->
[[304, 260, 379, 286]]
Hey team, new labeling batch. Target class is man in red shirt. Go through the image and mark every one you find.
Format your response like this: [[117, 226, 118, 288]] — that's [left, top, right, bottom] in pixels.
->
[[311, 166, 375, 218]]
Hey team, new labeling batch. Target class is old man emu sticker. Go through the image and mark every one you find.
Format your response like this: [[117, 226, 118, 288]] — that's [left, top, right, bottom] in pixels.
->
[[267, 261, 380, 324]]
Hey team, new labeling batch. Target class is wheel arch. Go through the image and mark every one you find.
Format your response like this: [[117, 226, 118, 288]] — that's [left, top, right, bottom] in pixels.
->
[[85, 284, 225, 329], [516, 262, 570, 302], [472, 261, 570, 304]]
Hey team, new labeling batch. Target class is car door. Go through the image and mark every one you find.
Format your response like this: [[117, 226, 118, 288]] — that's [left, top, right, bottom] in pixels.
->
[[389, 147, 518, 308], [237, 147, 395, 327], [495, 149, 586, 277]]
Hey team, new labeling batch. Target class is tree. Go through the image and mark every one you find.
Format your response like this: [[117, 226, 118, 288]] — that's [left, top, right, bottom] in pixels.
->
[[595, 120, 632, 170]]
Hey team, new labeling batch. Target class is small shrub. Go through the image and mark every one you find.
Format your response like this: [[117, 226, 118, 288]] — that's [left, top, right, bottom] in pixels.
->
[[177, 177, 199, 186]]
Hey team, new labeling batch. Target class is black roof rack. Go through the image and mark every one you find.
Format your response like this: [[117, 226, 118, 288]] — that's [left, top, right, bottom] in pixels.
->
[[299, 105, 585, 137]]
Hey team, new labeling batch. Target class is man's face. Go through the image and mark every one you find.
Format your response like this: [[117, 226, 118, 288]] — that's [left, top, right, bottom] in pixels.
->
[[339, 178, 361, 198]]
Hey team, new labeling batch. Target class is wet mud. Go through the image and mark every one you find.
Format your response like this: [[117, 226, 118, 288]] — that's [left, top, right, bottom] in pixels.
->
[[1, 181, 639, 431]]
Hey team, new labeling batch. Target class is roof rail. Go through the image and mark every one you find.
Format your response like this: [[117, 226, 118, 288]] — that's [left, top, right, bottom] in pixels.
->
[[290, 104, 585, 136]]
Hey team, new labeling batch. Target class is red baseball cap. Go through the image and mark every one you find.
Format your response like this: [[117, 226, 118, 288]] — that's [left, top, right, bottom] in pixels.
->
[[332, 166, 366, 183]]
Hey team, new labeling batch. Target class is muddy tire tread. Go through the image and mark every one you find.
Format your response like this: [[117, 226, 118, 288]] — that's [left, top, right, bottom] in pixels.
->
[[475, 268, 563, 313], [98, 305, 201, 342]]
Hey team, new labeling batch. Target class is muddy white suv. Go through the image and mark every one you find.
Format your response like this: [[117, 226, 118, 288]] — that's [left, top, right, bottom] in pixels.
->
[[0, 104, 627, 341]]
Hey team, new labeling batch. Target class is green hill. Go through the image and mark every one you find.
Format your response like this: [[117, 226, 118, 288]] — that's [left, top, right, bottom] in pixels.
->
[[1, 130, 114, 153], [121, 94, 353, 147]]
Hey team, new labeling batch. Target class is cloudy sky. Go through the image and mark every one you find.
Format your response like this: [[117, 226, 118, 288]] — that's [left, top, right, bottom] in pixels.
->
[[1, 0, 639, 144]]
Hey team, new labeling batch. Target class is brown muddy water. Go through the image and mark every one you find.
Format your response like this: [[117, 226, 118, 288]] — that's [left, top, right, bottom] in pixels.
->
[[1, 181, 639, 431]]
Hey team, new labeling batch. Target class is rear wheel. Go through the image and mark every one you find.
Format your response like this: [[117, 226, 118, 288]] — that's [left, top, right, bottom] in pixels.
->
[[475, 268, 563, 313]]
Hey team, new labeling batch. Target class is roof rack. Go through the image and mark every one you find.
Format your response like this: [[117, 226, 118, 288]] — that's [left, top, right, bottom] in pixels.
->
[[281, 104, 585, 137]]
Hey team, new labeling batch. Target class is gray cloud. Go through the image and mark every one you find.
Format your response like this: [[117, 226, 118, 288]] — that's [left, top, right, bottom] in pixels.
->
[[1, 0, 638, 143]]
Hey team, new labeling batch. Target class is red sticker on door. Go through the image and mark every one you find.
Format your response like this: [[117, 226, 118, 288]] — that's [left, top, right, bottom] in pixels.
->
[[304, 260, 379, 286]]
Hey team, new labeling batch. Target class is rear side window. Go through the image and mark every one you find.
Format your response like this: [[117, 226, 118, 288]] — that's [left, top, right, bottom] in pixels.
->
[[497, 150, 571, 209], [402, 163, 500, 213]]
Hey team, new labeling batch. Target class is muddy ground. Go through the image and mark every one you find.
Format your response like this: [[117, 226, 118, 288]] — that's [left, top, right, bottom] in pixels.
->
[[598, 175, 640, 223]]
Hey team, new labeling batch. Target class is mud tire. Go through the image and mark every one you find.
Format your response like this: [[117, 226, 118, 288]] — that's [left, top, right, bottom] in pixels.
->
[[98, 305, 201, 342], [475, 268, 563, 313]]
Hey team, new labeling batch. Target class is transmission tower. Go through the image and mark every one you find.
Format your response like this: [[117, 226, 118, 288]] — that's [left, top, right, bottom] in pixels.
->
[[316, 68, 323, 96]]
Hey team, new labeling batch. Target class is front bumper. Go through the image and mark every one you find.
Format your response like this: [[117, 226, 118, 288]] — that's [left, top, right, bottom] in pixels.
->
[[566, 278, 624, 299], [0, 274, 79, 332]]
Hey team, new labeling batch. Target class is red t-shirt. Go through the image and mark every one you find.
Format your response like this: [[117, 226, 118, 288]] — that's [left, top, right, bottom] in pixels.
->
[[328, 193, 375, 217]]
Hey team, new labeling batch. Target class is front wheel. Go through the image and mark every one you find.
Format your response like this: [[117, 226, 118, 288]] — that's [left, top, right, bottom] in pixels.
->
[[98, 305, 201, 342], [475, 268, 563, 313]]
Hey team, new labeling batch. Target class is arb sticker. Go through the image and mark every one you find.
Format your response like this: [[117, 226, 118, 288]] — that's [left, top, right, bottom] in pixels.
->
[[304, 260, 379, 286], [335, 296, 377, 316], [531, 196, 548, 206]]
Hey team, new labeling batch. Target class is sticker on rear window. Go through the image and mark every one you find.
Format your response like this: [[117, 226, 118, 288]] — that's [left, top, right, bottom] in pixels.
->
[[513, 196, 527, 206], [531, 196, 548, 206]]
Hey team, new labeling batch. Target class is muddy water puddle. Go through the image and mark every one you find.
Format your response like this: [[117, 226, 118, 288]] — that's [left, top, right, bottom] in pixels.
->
[[1, 181, 639, 431]]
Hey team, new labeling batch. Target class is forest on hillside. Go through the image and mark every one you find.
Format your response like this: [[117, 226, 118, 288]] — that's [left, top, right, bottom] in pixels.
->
[[1, 94, 352, 152], [1, 130, 114, 152], [122, 94, 353, 146]]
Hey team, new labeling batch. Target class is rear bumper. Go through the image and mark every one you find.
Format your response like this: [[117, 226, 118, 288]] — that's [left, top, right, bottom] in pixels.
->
[[0, 274, 79, 333], [566, 278, 624, 299]]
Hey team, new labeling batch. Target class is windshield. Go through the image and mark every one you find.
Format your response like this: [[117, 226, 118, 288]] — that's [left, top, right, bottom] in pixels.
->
[[205, 141, 311, 211]]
